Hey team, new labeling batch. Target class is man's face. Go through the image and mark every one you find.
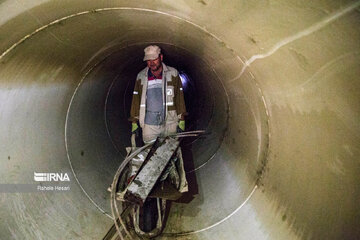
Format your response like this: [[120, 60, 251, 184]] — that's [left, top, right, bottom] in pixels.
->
[[147, 54, 163, 72]]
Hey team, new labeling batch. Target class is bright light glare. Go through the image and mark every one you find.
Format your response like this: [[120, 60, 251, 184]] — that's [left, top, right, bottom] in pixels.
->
[[179, 73, 189, 89]]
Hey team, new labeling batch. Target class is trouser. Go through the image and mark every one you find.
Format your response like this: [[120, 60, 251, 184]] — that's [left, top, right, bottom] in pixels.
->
[[142, 121, 178, 143]]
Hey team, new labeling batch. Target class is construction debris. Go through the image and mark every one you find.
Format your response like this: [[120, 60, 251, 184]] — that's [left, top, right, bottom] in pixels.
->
[[124, 137, 180, 205]]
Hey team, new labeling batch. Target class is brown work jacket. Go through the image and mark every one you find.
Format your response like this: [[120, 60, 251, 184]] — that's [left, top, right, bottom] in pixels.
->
[[129, 63, 186, 128]]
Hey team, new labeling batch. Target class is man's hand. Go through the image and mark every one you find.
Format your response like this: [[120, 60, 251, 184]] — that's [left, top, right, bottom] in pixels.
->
[[131, 122, 143, 147], [132, 122, 139, 133], [132, 122, 141, 138], [177, 120, 185, 133]]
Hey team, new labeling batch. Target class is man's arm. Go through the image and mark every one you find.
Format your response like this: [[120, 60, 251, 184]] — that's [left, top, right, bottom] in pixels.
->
[[173, 74, 186, 120], [129, 78, 141, 123]]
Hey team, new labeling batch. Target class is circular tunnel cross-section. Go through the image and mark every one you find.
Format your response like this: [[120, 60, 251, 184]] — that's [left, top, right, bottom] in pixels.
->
[[62, 9, 269, 234], [1, 1, 359, 240]]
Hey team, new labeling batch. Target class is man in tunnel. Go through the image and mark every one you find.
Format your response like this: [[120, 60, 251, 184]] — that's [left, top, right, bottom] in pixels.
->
[[129, 45, 187, 144], [126, 45, 188, 235]]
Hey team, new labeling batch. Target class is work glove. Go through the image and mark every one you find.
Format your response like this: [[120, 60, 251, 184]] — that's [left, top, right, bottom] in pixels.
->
[[131, 122, 143, 147], [177, 120, 185, 133], [132, 122, 139, 134]]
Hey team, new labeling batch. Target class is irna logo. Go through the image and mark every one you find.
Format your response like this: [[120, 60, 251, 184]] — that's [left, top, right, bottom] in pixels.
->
[[34, 172, 70, 182]]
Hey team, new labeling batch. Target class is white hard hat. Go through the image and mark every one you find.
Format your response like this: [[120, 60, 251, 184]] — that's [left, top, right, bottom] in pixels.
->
[[143, 45, 161, 61]]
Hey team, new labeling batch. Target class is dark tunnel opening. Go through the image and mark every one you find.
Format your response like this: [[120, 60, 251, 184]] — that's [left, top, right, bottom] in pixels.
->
[[105, 44, 230, 171]]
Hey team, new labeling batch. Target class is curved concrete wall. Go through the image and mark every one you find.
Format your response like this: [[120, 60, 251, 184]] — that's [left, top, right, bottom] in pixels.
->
[[0, 1, 359, 239]]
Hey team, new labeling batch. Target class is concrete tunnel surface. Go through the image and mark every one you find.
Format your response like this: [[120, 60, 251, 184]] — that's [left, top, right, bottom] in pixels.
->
[[0, 1, 359, 239]]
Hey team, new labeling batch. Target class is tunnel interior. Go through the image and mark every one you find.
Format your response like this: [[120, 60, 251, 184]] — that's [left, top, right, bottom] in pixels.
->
[[0, 1, 359, 240], [64, 19, 268, 233]]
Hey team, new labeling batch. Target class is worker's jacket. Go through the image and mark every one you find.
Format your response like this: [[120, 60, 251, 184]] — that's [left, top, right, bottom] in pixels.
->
[[129, 63, 186, 128]]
